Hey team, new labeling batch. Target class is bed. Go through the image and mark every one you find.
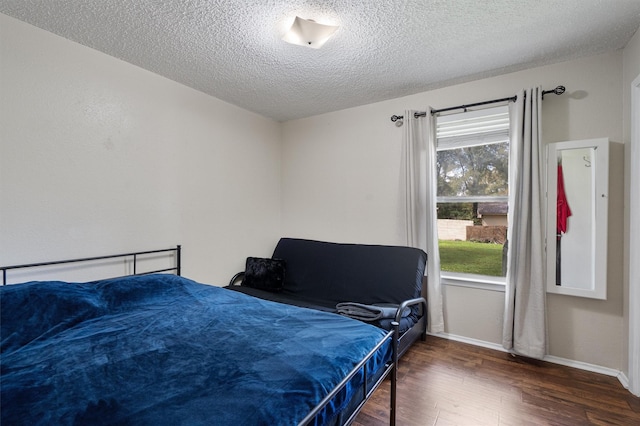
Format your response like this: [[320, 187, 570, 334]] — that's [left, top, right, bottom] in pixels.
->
[[0, 247, 398, 426]]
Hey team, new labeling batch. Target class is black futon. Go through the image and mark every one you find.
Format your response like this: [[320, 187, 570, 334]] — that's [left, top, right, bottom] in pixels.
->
[[227, 237, 427, 358]]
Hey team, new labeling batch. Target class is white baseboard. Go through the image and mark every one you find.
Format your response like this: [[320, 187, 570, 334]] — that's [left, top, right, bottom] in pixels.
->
[[542, 354, 620, 378], [428, 332, 624, 385], [617, 371, 630, 390], [429, 331, 509, 353]]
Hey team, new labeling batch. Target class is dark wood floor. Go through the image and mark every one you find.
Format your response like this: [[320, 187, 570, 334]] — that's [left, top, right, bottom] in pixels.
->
[[354, 336, 640, 426]]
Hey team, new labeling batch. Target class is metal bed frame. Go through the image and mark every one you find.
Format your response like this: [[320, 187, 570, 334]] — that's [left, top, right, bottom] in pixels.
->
[[0, 246, 398, 426], [1, 246, 182, 286]]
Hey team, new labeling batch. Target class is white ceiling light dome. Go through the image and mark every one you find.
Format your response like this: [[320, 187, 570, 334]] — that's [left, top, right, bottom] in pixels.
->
[[282, 16, 339, 49]]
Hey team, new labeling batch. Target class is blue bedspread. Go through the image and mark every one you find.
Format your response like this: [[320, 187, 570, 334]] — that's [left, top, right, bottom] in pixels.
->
[[1, 274, 391, 425]]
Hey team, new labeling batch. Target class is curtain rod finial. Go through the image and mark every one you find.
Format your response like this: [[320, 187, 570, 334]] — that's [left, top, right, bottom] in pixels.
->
[[542, 85, 566, 99]]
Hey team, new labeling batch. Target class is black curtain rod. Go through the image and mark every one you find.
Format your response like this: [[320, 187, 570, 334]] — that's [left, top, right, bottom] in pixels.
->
[[390, 85, 565, 123]]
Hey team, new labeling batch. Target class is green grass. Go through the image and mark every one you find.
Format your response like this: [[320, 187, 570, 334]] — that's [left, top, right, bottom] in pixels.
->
[[438, 240, 505, 276]]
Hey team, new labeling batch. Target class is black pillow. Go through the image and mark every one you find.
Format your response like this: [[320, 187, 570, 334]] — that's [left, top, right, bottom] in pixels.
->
[[242, 257, 286, 292]]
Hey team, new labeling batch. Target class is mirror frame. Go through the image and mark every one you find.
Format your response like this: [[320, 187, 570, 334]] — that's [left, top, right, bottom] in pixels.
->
[[545, 138, 609, 300]]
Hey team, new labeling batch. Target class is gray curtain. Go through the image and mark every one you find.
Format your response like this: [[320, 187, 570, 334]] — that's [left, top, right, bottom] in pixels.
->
[[401, 110, 444, 333], [502, 88, 547, 358]]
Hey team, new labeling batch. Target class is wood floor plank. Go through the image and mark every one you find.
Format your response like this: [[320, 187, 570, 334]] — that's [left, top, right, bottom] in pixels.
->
[[354, 336, 640, 426]]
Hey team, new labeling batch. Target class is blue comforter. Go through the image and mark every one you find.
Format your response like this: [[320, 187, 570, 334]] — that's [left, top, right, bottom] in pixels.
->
[[1, 274, 391, 425]]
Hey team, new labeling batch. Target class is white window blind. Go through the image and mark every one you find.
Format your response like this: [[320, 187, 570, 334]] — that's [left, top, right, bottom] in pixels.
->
[[437, 106, 509, 150]]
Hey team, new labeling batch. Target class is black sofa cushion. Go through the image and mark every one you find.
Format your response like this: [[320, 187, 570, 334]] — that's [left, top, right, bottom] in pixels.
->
[[229, 284, 420, 334], [272, 238, 426, 309], [241, 257, 286, 292]]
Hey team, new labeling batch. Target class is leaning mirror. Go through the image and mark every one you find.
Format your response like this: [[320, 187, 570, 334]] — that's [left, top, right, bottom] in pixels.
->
[[546, 138, 609, 300]]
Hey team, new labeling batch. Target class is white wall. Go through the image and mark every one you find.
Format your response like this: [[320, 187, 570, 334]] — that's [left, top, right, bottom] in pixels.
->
[[0, 14, 282, 284], [282, 51, 626, 370], [281, 102, 406, 245]]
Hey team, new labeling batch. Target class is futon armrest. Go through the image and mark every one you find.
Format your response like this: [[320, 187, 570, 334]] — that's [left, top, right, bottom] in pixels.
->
[[228, 272, 245, 286], [395, 297, 427, 323]]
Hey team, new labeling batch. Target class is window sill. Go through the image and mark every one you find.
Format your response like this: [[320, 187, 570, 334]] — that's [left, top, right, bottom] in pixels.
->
[[441, 272, 506, 292]]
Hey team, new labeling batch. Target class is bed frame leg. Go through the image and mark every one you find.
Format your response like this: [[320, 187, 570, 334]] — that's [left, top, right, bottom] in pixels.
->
[[390, 321, 399, 426]]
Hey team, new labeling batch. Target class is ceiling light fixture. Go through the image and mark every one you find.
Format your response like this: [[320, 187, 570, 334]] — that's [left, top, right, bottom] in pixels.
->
[[282, 16, 338, 49]]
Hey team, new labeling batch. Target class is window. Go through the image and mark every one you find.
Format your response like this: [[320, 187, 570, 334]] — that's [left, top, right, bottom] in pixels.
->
[[435, 106, 509, 282]]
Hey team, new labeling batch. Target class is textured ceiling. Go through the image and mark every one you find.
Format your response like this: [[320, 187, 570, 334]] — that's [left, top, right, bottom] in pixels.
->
[[2, 1, 640, 122]]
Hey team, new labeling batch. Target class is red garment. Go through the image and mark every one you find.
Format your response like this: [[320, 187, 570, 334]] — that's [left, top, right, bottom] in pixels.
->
[[557, 164, 572, 234]]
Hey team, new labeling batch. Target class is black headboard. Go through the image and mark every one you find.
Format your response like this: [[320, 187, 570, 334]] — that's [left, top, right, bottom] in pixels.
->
[[1, 245, 181, 285]]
